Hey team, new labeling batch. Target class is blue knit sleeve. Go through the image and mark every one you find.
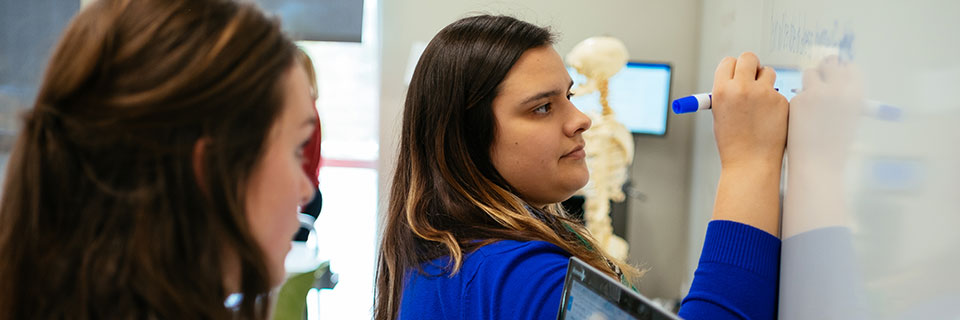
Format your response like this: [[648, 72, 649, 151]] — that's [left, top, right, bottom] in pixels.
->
[[461, 241, 571, 320], [679, 220, 781, 320]]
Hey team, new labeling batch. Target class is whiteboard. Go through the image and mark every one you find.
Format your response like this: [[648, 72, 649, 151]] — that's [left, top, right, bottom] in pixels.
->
[[693, 0, 960, 318]]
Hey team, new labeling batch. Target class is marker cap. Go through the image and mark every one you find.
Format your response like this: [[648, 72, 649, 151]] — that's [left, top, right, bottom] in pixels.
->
[[672, 96, 701, 114]]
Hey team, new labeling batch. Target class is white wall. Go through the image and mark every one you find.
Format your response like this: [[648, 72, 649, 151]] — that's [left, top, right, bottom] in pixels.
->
[[378, 0, 702, 300]]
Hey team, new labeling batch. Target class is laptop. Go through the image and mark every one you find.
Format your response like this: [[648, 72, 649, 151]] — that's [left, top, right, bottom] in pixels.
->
[[557, 257, 682, 320]]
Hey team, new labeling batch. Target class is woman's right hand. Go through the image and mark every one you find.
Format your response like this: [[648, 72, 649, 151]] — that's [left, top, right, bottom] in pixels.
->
[[709, 52, 789, 237], [711, 52, 789, 171]]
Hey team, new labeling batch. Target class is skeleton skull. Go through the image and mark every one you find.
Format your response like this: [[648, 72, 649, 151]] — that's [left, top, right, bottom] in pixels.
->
[[566, 37, 629, 96]]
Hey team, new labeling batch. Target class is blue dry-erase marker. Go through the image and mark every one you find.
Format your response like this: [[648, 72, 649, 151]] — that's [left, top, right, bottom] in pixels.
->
[[672, 89, 779, 114], [671, 90, 902, 121], [672, 93, 713, 114]]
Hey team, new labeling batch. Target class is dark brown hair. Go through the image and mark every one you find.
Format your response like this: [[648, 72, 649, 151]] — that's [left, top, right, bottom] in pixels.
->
[[374, 15, 641, 320], [0, 0, 296, 318]]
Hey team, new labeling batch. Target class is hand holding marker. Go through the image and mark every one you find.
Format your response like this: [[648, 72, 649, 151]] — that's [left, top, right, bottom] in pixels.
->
[[672, 90, 780, 113], [672, 82, 901, 121]]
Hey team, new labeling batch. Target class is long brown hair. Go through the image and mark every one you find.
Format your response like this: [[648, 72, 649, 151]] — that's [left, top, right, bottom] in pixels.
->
[[0, 0, 296, 318], [374, 15, 642, 320]]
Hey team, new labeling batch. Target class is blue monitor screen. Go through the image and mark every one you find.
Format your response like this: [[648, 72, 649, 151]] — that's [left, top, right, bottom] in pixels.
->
[[568, 62, 671, 135], [773, 67, 802, 101]]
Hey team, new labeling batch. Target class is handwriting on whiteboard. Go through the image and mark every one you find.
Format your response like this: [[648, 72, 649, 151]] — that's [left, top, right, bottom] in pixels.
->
[[768, 12, 856, 61]]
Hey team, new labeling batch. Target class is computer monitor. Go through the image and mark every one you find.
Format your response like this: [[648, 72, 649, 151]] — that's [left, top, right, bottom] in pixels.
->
[[773, 67, 802, 101], [568, 62, 672, 136]]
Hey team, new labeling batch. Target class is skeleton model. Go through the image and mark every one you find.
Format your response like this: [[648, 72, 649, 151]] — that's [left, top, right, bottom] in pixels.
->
[[566, 37, 634, 262]]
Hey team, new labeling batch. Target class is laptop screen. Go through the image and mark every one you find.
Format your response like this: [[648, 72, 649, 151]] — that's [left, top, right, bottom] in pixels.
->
[[557, 257, 681, 320]]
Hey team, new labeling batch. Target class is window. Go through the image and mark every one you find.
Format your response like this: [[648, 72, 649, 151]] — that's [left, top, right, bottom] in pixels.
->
[[293, 0, 379, 318]]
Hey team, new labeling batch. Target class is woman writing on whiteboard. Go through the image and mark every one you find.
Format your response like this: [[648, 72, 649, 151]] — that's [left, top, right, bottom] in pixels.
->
[[374, 15, 787, 319]]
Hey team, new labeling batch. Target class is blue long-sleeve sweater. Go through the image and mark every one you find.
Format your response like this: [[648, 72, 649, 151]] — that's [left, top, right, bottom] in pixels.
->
[[399, 220, 781, 319]]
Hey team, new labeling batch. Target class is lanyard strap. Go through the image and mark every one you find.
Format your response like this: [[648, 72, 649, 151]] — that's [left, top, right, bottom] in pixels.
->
[[561, 221, 638, 292]]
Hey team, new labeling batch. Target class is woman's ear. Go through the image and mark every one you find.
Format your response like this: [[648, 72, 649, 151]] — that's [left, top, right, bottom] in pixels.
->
[[192, 138, 211, 194]]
